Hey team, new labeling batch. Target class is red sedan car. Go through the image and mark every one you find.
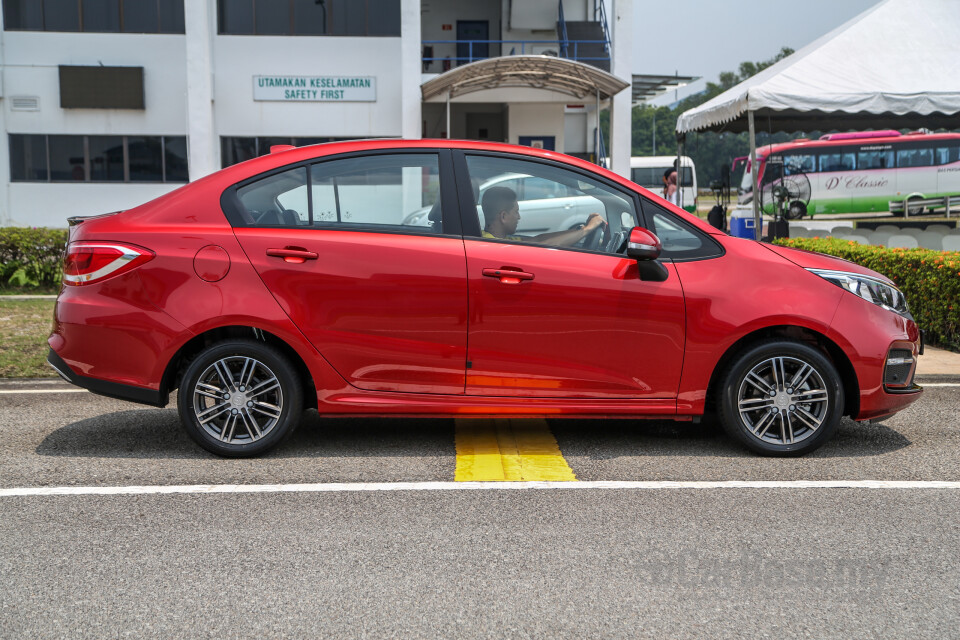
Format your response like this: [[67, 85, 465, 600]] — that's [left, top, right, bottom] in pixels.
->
[[48, 140, 922, 457]]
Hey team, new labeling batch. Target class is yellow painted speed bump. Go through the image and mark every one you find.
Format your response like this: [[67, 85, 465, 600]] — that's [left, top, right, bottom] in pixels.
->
[[454, 418, 577, 482]]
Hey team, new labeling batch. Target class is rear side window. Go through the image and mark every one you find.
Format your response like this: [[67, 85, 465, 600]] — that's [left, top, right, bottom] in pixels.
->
[[235, 167, 310, 225], [310, 154, 440, 229], [224, 153, 442, 233]]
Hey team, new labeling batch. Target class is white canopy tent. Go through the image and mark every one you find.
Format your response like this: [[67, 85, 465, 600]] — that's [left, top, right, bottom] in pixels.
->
[[676, 0, 960, 239]]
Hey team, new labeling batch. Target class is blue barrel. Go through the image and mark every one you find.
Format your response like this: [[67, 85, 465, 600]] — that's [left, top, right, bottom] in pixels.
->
[[729, 208, 757, 239]]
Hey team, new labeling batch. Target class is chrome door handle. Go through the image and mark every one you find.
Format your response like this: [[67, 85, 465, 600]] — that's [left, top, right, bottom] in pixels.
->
[[266, 247, 318, 264], [482, 268, 534, 283]]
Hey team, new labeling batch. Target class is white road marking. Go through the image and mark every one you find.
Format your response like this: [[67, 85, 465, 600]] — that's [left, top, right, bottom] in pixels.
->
[[3, 480, 960, 498], [919, 383, 960, 387], [0, 389, 87, 394]]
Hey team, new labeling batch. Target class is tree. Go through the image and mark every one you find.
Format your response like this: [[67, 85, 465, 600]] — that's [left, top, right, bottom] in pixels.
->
[[630, 47, 801, 186]]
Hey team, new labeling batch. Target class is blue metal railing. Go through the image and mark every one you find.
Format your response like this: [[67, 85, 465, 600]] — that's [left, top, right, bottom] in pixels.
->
[[595, 0, 612, 55], [558, 0, 569, 58], [422, 39, 610, 67]]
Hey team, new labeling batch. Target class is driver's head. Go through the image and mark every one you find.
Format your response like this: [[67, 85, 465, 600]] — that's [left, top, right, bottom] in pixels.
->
[[481, 186, 520, 235]]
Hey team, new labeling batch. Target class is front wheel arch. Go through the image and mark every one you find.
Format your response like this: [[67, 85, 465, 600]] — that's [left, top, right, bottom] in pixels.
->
[[703, 325, 859, 420], [717, 339, 845, 455]]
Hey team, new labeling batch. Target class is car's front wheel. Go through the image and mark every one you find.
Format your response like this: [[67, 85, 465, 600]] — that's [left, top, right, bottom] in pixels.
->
[[177, 339, 303, 457], [719, 340, 844, 456]]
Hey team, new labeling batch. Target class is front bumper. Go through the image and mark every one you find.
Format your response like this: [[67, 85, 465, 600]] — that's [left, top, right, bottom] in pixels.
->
[[827, 294, 923, 421]]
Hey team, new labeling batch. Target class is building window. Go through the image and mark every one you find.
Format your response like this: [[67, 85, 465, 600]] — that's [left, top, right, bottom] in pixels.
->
[[220, 137, 360, 168], [3, 0, 185, 33], [9, 134, 189, 183], [217, 0, 400, 36]]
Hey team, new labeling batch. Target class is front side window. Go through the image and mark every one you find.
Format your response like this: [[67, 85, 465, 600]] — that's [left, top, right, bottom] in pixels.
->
[[228, 154, 442, 234], [464, 154, 637, 254], [640, 199, 723, 261]]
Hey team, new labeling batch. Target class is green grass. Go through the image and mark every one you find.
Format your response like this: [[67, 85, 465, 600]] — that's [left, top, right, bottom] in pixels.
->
[[0, 299, 57, 378], [0, 285, 60, 295]]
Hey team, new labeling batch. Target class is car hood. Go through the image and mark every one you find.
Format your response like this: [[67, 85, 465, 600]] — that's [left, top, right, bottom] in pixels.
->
[[761, 243, 893, 284]]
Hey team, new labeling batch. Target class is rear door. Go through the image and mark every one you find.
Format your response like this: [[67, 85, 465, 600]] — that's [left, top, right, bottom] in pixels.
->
[[226, 150, 469, 395]]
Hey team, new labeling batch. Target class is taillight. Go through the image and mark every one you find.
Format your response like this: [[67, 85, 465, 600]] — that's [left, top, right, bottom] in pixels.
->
[[63, 243, 154, 286]]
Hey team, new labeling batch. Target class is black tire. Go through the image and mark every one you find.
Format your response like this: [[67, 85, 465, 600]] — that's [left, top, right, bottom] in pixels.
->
[[177, 339, 303, 457], [718, 340, 843, 456]]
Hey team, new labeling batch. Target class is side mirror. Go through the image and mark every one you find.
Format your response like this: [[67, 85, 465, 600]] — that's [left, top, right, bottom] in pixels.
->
[[626, 227, 662, 261]]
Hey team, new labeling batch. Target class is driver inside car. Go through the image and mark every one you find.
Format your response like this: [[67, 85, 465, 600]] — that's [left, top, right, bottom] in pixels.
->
[[480, 186, 606, 247]]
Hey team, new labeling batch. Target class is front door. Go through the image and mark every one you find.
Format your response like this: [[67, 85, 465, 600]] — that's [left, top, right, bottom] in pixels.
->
[[229, 151, 468, 395], [457, 152, 686, 399]]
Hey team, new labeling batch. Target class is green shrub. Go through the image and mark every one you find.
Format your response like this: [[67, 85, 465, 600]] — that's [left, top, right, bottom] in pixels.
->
[[775, 237, 960, 351], [0, 227, 68, 290]]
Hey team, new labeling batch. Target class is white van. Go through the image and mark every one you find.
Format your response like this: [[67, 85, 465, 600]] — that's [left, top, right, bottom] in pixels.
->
[[629, 156, 697, 213]]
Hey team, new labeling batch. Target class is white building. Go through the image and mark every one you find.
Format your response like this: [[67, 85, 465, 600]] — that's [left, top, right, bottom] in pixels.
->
[[0, 0, 636, 228]]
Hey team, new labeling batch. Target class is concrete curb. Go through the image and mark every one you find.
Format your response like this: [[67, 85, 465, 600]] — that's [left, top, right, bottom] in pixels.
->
[[0, 295, 57, 300]]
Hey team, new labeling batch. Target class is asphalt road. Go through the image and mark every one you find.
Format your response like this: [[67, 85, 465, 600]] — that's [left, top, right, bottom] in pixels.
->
[[2, 379, 959, 638]]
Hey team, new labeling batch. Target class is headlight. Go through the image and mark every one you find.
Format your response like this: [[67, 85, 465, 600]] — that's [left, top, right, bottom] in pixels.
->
[[807, 269, 910, 318]]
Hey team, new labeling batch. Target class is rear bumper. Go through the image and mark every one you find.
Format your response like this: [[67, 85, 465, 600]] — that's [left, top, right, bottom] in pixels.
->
[[47, 349, 168, 407]]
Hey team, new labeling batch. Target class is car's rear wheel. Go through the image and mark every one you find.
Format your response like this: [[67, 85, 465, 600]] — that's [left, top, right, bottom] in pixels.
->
[[177, 339, 303, 457], [719, 340, 843, 456]]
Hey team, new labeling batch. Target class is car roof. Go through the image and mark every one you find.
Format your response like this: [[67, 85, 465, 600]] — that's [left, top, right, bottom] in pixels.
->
[[200, 138, 720, 236]]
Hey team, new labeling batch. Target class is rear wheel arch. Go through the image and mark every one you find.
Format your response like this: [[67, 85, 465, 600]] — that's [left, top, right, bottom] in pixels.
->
[[704, 325, 859, 419], [162, 325, 318, 411]]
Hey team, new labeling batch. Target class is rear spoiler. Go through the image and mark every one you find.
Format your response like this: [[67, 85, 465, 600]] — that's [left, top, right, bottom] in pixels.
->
[[67, 211, 122, 227]]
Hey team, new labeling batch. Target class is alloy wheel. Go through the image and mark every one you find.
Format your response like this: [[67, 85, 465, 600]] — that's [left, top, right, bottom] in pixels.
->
[[736, 356, 829, 446], [191, 356, 284, 445]]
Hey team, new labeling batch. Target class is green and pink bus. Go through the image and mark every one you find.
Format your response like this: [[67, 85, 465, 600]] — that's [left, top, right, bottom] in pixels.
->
[[736, 130, 960, 215]]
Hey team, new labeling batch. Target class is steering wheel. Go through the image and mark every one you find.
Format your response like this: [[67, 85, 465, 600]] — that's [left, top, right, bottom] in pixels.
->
[[605, 230, 626, 254], [583, 221, 610, 252]]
